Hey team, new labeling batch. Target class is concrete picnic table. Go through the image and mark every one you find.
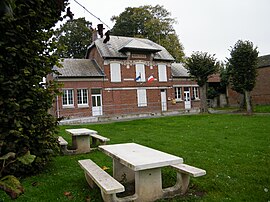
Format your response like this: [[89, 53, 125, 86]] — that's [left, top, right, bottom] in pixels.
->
[[99, 143, 184, 201], [65, 128, 97, 153]]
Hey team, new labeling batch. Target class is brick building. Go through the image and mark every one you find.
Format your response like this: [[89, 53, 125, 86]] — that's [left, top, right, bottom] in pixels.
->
[[227, 54, 270, 106], [50, 36, 200, 119]]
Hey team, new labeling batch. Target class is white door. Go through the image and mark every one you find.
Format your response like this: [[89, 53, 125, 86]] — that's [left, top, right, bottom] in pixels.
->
[[161, 90, 167, 111], [91, 89, 103, 116], [184, 88, 191, 109]]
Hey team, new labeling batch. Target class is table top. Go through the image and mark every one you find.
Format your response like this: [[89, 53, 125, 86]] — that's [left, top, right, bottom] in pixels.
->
[[99, 143, 183, 171], [66, 128, 97, 136]]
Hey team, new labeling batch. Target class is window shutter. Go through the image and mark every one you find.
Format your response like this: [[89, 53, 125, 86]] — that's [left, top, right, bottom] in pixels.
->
[[137, 89, 147, 107], [110, 63, 121, 82], [135, 63, 145, 82], [158, 64, 167, 82]]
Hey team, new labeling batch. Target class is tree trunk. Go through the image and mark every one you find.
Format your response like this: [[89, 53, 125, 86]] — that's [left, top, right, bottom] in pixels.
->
[[200, 84, 208, 113], [244, 90, 252, 114]]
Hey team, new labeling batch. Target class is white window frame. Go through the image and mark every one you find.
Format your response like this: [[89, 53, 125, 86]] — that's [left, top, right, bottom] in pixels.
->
[[77, 89, 88, 107], [110, 62, 121, 82], [158, 64, 167, 82], [137, 89, 147, 107], [135, 63, 145, 82], [62, 89, 74, 107], [193, 87, 200, 100], [175, 87, 182, 101]]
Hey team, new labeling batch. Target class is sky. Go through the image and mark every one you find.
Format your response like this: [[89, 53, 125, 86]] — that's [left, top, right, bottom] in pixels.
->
[[67, 0, 270, 61]]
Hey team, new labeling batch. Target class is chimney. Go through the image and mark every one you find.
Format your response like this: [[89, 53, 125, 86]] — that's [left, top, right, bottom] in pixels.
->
[[92, 28, 98, 42]]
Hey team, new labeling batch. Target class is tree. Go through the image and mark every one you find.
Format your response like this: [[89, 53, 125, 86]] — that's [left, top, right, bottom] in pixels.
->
[[0, 0, 67, 193], [111, 5, 185, 62], [227, 40, 258, 114], [55, 17, 93, 58], [185, 52, 219, 113]]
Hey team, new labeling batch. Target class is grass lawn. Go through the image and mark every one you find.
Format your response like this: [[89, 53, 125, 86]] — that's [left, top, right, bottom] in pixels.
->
[[254, 105, 270, 113], [1, 114, 269, 202]]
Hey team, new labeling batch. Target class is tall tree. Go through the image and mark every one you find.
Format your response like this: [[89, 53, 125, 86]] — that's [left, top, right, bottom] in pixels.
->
[[0, 0, 67, 180], [228, 40, 258, 114], [185, 52, 219, 113], [55, 17, 93, 58], [111, 5, 185, 62]]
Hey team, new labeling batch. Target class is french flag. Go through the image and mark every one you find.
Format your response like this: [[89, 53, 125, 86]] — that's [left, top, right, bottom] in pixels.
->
[[135, 74, 141, 81], [147, 75, 154, 83]]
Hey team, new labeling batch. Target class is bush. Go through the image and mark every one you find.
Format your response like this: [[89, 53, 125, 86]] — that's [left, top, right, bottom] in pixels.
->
[[0, 0, 67, 176]]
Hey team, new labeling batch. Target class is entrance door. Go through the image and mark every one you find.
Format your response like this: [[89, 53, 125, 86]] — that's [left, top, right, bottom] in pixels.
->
[[161, 90, 167, 111], [91, 89, 103, 116], [184, 87, 191, 109]]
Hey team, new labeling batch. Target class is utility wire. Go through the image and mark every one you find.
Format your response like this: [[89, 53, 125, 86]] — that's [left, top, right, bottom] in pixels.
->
[[73, 0, 111, 29]]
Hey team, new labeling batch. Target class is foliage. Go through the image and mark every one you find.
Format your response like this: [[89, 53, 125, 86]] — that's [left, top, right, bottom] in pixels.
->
[[219, 62, 230, 89], [0, 151, 36, 199], [185, 52, 219, 112], [207, 87, 219, 99], [54, 17, 93, 58], [111, 5, 185, 62], [185, 52, 219, 86], [227, 40, 258, 113], [228, 40, 258, 93], [0, 0, 67, 179]]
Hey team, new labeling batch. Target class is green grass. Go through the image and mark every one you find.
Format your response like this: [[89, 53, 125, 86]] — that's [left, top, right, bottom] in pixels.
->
[[254, 105, 270, 113], [1, 114, 270, 202]]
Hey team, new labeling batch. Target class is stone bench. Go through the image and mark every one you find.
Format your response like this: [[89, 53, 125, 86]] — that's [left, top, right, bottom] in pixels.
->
[[170, 163, 206, 194], [58, 136, 68, 154], [90, 133, 110, 147], [78, 159, 125, 202]]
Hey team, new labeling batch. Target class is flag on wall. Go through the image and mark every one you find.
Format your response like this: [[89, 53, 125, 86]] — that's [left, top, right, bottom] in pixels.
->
[[147, 75, 155, 83], [135, 73, 141, 81]]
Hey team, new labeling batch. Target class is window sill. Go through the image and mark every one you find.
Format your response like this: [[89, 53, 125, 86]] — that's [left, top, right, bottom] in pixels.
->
[[63, 105, 75, 109], [175, 99, 183, 102], [78, 105, 89, 108]]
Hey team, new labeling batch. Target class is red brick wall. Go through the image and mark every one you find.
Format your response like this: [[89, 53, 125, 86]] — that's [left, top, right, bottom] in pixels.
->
[[228, 66, 270, 106]]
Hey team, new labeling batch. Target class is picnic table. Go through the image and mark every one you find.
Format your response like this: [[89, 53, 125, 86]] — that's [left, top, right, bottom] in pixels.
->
[[98, 143, 183, 201], [65, 128, 98, 153]]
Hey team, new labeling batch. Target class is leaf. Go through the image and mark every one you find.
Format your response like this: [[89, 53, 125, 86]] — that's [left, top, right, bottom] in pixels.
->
[[102, 166, 109, 171], [0, 152, 16, 160], [64, 191, 73, 199], [0, 175, 24, 199], [17, 151, 36, 165]]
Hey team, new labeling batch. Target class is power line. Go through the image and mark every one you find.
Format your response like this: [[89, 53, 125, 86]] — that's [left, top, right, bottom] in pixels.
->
[[73, 0, 111, 29]]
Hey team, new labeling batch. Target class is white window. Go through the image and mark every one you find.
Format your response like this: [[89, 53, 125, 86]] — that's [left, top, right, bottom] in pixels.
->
[[110, 62, 121, 82], [137, 89, 147, 107], [77, 89, 88, 106], [62, 89, 74, 107], [174, 87, 182, 101], [135, 63, 145, 82], [193, 87, 199, 100], [158, 64, 167, 82]]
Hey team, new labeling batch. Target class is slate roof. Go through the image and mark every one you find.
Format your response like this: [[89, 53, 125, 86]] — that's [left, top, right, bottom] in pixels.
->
[[171, 63, 190, 77], [88, 35, 174, 61], [257, 54, 270, 68], [53, 59, 104, 78]]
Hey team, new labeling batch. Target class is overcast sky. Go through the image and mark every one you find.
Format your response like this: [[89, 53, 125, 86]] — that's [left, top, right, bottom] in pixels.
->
[[68, 0, 270, 61]]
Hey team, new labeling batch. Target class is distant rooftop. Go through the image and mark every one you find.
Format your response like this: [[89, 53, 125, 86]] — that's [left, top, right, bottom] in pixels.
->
[[171, 63, 190, 77], [257, 54, 270, 68]]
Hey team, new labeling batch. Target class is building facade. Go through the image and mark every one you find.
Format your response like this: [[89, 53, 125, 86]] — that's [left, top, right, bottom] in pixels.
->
[[50, 36, 200, 119]]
